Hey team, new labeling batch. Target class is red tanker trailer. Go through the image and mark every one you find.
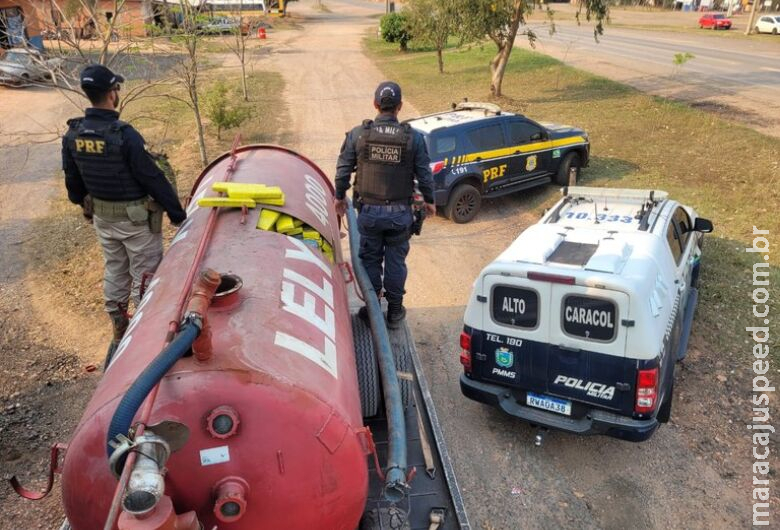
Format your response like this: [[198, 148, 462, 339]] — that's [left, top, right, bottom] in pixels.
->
[[12, 143, 470, 530]]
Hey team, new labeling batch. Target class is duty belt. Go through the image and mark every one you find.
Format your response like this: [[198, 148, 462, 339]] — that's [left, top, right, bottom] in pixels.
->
[[359, 198, 410, 206], [92, 197, 147, 221]]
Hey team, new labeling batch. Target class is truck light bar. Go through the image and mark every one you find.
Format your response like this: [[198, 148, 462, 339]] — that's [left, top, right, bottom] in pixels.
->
[[527, 271, 575, 285]]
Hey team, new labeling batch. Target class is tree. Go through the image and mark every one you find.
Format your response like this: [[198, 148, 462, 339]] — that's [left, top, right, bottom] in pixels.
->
[[406, 0, 460, 74], [380, 12, 412, 51], [203, 80, 251, 139], [168, 0, 209, 167], [459, 0, 609, 97], [226, 2, 253, 101]]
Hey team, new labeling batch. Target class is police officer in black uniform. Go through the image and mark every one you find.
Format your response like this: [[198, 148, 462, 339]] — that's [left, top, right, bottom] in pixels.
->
[[334, 81, 436, 328], [62, 64, 186, 347]]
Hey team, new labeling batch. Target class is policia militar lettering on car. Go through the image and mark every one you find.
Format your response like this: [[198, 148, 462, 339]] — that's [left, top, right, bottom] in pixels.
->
[[459, 187, 714, 442], [406, 101, 590, 223]]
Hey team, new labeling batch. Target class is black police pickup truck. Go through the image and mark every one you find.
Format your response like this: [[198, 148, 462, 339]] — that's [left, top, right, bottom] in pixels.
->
[[407, 102, 590, 223]]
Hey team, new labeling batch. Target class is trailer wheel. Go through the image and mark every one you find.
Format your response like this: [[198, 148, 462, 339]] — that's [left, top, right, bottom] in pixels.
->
[[360, 506, 411, 530], [352, 314, 381, 418]]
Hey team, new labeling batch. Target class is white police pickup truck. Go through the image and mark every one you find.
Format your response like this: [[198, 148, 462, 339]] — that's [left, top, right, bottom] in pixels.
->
[[458, 187, 713, 441]]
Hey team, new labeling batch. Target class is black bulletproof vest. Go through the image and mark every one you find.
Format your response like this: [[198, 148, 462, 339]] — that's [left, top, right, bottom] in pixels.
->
[[355, 120, 415, 202], [64, 117, 146, 201]]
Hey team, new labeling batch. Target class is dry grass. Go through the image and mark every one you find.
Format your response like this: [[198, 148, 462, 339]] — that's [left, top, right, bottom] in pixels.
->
[[123, 69, 289, 193], [365, 36, 780, 363]]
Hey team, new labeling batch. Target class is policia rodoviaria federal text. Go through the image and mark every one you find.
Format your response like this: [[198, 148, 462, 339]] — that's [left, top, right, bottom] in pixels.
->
[[62, 64, 187, 350], [335, 81, 436, 329]]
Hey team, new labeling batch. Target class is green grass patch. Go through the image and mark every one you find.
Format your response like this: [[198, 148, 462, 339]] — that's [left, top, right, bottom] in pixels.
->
[[365, 35, 780, 363]]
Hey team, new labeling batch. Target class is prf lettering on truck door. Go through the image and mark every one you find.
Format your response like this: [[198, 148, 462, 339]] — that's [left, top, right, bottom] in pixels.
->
[[482, 164, 507, 183]]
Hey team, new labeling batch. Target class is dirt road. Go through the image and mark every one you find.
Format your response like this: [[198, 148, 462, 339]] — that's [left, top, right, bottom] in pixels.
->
[[0, 86, 102, 529], [268, 1, 751, 528]]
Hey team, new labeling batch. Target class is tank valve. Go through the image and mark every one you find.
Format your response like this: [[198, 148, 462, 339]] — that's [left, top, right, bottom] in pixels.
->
[[206, 405, 240, 439], [213, 477, 249, 523], [122, 434, 171, 516], [185, 268, 221, 362]]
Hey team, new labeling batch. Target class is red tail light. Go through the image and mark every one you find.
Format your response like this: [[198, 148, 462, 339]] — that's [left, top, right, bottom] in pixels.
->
[[459, 331, 472, 374], [527, 271, 576, 285], [430, 161, 445, 174], [635, 368, 658, 414]]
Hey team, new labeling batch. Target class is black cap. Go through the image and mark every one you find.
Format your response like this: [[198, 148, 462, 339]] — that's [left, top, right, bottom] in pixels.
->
[[374, 81, 402, 108], [80, 64, 125, 91]]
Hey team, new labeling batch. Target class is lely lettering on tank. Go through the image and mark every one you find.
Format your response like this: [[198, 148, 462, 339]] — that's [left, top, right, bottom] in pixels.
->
[[275, 237, 338, 378], [368, 144, 402, 163]]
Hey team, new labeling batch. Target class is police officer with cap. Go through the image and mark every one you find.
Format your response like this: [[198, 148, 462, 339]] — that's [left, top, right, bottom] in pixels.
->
[[62, 64, 187, 349], [335, 81, 436, 328]]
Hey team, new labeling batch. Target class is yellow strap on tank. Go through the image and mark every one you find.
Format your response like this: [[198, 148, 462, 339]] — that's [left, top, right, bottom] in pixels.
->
[[213, 182, 284, 200], [198, 197, 257, 208], [256, 195, 286, 206]]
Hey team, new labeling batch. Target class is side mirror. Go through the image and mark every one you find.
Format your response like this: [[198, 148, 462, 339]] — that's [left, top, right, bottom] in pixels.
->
[[693, 217, 713, 233]]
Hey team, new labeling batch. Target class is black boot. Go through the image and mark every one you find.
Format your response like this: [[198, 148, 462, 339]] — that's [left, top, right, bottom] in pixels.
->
[[108, 308, 129, 347], [386, 302, 406, 330]]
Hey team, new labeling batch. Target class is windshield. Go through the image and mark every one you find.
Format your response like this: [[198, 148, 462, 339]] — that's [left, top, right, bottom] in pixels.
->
[[775, 16, 780, 22], [3, 51, 27, 64], [713, 14, 724, 19]]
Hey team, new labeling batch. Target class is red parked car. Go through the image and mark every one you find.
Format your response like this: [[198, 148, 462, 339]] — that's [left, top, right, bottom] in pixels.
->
[[699, 13, 732, 30]]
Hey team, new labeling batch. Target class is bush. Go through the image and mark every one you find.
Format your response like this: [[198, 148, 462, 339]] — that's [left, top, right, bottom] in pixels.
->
[[380, 12, 412, 51], [203, 80, 251, 140]]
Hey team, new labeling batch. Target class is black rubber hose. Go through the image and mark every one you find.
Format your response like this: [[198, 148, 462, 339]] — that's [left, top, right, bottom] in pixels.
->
[[345, 200, 408, 503], [106, 319, 200, 458]]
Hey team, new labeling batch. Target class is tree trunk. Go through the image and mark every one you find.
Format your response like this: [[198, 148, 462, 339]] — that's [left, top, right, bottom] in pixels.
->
[[489, 1, 525, 97], [489, 44, 512, 97], [191, 88, 208, 167], [437, 48, 444, 74], [745, 2, 761, 35], [241, 59, 248, 101]]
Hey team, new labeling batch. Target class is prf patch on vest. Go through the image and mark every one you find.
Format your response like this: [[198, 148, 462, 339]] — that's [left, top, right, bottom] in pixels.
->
[[368, 143, 402, 163], [75, 138, 107, 155]]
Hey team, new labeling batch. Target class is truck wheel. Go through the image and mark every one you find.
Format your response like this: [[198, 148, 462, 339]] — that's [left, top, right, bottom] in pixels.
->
[[555, 152, 581, 186], [352, 314, 381, 418], [657, 381, 673, 424], [444, 184, 481, 223], [360, 507, 410, 530]]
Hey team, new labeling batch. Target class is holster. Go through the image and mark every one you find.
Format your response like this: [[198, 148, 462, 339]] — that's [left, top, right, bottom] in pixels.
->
[[82, 195, 94, 222], [411, 208, 425, 236], [147, 199, 164, 234]]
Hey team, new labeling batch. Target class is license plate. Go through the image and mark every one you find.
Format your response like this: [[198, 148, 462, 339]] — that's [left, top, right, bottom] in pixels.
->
[[526, 392, 572, 416]]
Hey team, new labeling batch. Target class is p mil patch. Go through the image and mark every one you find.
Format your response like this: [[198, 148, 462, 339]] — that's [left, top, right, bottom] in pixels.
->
[[368, 143, 402, 164]]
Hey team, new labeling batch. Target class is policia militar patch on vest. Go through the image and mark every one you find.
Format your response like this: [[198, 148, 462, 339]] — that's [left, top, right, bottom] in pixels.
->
[[355, 120, 415, 203]]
